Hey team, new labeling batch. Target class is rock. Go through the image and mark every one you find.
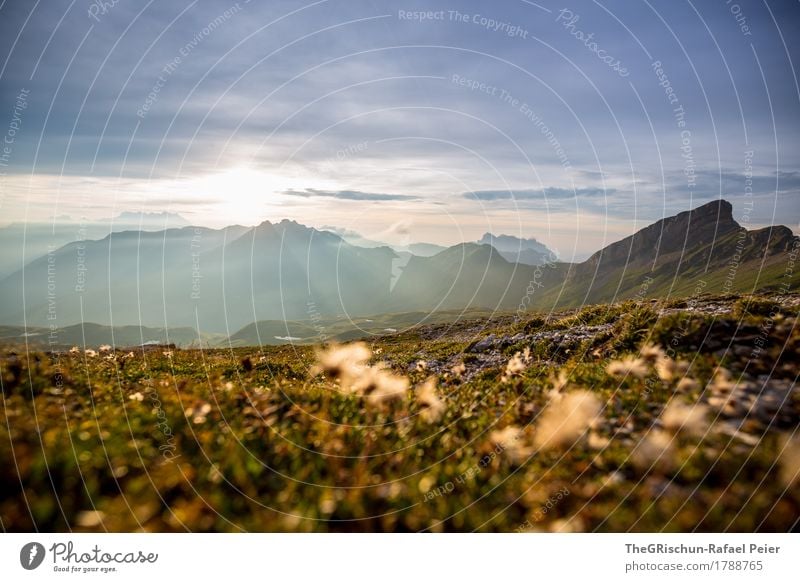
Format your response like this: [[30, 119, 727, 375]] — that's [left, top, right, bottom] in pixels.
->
[[471, 335, 496, 353]]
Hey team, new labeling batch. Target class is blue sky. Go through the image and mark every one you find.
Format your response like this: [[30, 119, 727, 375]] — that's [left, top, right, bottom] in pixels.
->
[[0, 0, 798, 258]]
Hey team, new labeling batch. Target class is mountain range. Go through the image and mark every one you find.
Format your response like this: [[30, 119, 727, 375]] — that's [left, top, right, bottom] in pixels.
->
[[0, 212, 190, 277], [320, 227, 553, 264], [477, 232, 554, 265], [0, 199, 795, 344]]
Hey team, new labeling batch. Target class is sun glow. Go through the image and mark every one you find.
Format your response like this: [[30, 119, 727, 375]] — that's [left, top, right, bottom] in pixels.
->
[[144, 166, 332, 226], [180, 167, 302, 224]]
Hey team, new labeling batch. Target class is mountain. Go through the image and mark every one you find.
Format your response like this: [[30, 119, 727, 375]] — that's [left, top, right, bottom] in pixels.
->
[[112, 211, 190, 230], [195, 219, 396, 331], [387, 243, 545, 312], [0, 220, 395, 334], [319, 226, 448, 257], [319, 226, 390, 249], [0, 323, 201, 348], [477, 233, 555, 265], [0, 200, 795, 340], [319, 227, 550, 263], [0, 212, 190, 277], [0, 224, 249, 333], [543, 199, 797, 306], [406, 242, 448, 257]]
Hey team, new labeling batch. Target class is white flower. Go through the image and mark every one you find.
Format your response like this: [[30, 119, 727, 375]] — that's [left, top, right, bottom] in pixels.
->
[[549, 517, 585, 533], [186, 402, 212, 424], [364, 369, 410, 406], [639, 343, 665, 364], [654, 357, 676, 381], [587, 431, 610, 449], [606, 356, 648, 379], [416, 377, 445, 423], [660, 399, 709, 437], [777, 433, 800, 488], [311, 342, 371, 390], [654, 356, 690, 382], [676, 377, 700, 392], [533, 390, 602, 451], [709, 369, 737, 394], [502, 350, 531, 382], [312, 342, 410, 407], [631, 429, 675, 472], [489, 426, 531, 464], [547, 370, 571, 401], [75, 510, 105, 528]]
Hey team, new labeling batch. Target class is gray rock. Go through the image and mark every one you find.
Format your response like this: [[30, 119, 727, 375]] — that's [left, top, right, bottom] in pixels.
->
[[470, 334, 496, 353]]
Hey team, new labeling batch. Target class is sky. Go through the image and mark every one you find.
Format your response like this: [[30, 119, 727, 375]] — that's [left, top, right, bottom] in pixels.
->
[[0, 0, 798, 259]]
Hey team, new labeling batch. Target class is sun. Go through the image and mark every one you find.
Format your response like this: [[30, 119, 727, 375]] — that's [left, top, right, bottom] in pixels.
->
[[161, 166, 325, 226]]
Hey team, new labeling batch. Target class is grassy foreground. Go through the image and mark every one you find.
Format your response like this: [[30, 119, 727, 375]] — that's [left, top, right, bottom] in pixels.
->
[[1, 294, 798, 532]]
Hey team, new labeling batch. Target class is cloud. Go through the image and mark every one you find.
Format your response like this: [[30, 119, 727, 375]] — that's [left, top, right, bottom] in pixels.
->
[[319, 225, 352, 237], [464, 187, 616, 201], [576, 170, 611, 180], [665, 170, 800, 199], [385, 220, 412, 235], [282, 188, 418, 201], [143, 197, 223, 207]]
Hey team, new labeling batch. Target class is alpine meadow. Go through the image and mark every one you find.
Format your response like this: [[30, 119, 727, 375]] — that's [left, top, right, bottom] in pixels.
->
[[1, 0, 799, 555]]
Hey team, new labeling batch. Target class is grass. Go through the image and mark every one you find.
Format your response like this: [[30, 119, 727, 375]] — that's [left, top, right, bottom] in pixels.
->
[[1, 293, 798, 532]]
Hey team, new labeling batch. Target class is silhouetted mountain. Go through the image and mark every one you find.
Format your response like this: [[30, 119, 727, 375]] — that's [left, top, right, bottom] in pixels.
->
[[0, 224, 247, 332], [387, 243, 542, 312], [195, 219, 396, 331], [0, 220, 395, 333], [406, 242, 448, 257], [0, 212, 190, 277], [545, 199, 797, 306], [478, 233, 555, 265], [113, 211, 190, 230], [0, 200, 795, 338]]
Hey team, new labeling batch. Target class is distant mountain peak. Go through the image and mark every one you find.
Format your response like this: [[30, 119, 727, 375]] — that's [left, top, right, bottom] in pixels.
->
[[480, 231, 544, 246], [2, 200, 796, 333], [477, 232, 555, 265]]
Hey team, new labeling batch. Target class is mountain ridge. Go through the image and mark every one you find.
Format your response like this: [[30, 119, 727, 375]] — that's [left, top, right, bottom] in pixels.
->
[[0, 199, 795, 334]]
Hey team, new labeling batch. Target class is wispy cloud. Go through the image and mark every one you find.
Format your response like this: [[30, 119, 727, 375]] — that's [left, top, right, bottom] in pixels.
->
[[1, 0, 798, 253], [665, 170, 800, 199], [282, 188, 418, 201], [464, 187, 616, 201]]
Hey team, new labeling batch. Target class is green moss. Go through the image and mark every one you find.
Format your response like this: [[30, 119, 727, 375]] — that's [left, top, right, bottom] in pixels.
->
[[1, 293, 797, 532]]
